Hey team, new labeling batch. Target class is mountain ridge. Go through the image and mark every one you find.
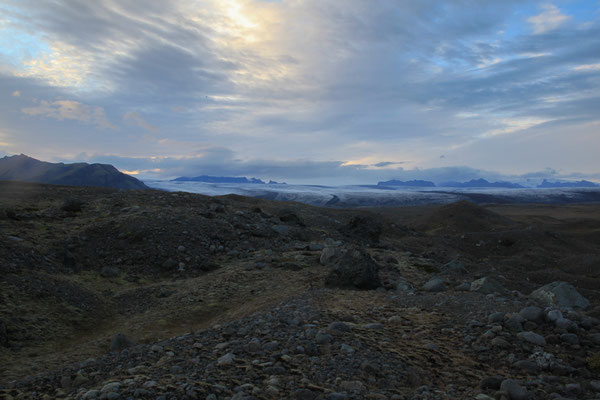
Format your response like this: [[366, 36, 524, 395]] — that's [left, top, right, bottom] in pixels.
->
[[0, 154, 148, 190]]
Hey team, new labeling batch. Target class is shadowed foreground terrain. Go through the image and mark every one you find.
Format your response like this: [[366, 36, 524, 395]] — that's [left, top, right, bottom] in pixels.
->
[[1, 181, 600, 399]]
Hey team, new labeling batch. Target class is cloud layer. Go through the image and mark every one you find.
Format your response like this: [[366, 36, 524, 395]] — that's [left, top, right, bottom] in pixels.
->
[[0, 0, 599, 183]]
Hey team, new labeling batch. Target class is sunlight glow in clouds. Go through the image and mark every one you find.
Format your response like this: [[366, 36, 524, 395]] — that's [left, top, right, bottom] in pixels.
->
[[0, 0, 599, 183]]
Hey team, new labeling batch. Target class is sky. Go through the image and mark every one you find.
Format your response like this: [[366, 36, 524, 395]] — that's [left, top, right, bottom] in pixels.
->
[[0, 0, 599, 185]]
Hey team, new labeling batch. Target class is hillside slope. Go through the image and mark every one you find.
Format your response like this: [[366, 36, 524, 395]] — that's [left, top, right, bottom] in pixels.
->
[[0, 154, 148, 190]]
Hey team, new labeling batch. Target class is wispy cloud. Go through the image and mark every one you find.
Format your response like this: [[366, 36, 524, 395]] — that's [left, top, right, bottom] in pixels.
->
[[527, 4, 571, 34], [123, 111, 159, 133], [21, 100, 116, 129]]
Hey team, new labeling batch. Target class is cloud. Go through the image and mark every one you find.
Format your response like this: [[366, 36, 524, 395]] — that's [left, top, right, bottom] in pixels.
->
[[527, 4, 571, 34], [11, 90, 21, 97], [0, 1, 598, 181], [123, 111, 159, 133], [573, 63, 600, 71], [21, 100, 116, 129]]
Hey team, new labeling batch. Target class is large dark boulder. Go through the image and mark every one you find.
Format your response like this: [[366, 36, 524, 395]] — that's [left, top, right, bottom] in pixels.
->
[[341, 215, 383, 246], [325, 249, 382, 290]]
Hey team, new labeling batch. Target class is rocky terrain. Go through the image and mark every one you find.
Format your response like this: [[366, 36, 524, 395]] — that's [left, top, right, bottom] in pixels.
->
[[1, 181, 600, 399]]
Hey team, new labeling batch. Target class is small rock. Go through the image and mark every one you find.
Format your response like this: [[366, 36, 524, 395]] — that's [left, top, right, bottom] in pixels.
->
[[328, 321, 351, 334], [101, 382, 120, 393], [217, 352, 235, 366], [363, 323, 384, 330], [513, 360, 539, 374], [422, 277, 445, 292], [488, 312, 505, 324], [338, 380, 365, 394], [560, 333, 579, 345], [491, 337, 511, 349], [519, 306, 543, 322], [340, 344, 355, 353], [500, 379, 529, 400], [295, 389, 316, 400], [316, 333, 332, 344], [517, 331, 546, 346], [480, 376, 504, 390], [83, 390, 100, 400], [564, 383, 581, 395], [470, 277, 506, 294]]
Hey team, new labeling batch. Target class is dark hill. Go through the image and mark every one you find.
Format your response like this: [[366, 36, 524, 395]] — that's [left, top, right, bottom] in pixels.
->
[[0, 154, 148, 190]]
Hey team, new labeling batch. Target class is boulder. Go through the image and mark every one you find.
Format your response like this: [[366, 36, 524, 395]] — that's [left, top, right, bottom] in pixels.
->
[[500, 379, 529, 400], [530, 281, 590, 309], [517, 331, 546, 346], [518, 306, 543, 322], [325, 249, 382, 290], [422, 277, 445, 292], [320, 247, 340, 265]]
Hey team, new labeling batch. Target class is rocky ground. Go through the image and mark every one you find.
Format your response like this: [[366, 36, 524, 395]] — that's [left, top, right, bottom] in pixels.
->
[[1, 181, 600, 399]]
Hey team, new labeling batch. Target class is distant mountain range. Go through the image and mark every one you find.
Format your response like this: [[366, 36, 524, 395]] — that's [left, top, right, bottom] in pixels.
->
[[377, 178, 525, 188], [441, 179, 525, 189], [173, 175, 266, 184], [377, 179, 436, 187], [0, 154, 148, 190], [537, 179, 599, 188]]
